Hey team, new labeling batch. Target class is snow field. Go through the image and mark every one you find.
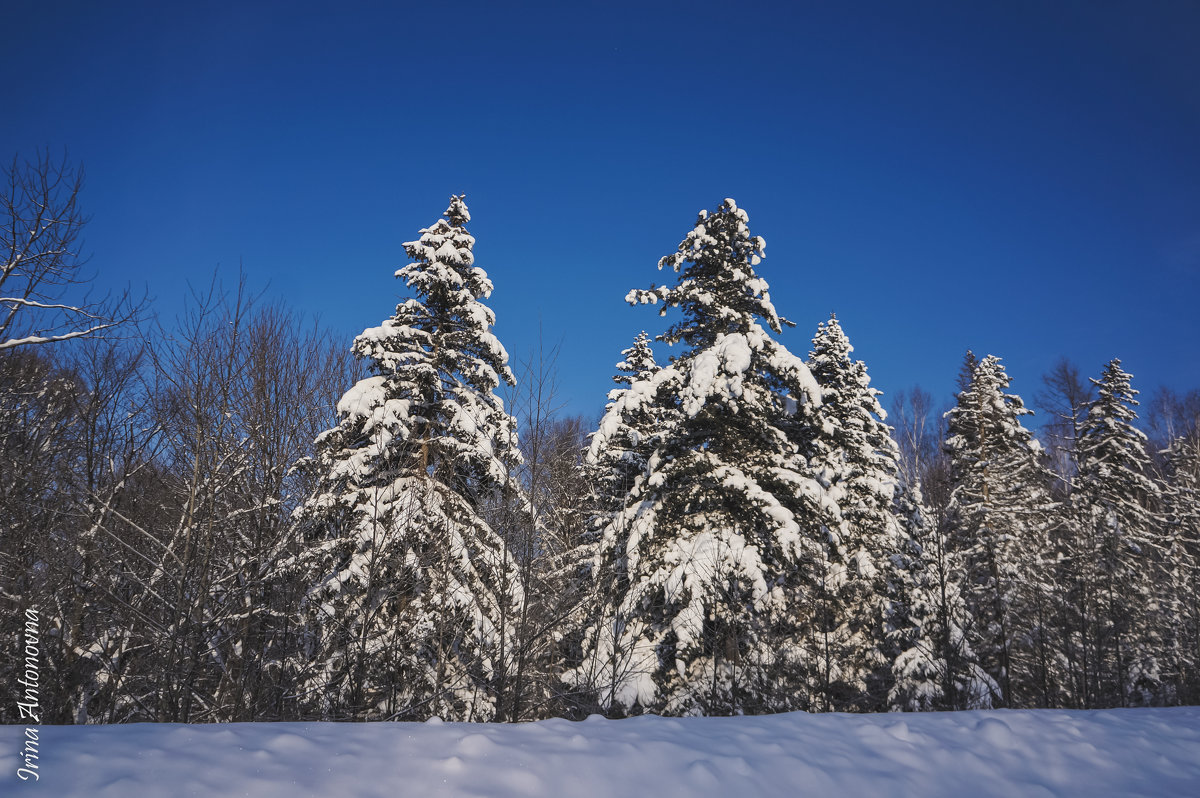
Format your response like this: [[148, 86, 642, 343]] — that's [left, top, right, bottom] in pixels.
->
[[3, 708, 1199, 797]]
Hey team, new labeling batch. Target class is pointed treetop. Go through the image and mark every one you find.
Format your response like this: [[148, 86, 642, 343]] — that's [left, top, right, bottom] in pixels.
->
[[397, 195, 495, 303], [1091, 358, 1138, 412], [626, 198, 790, 348], [444, 194, 471, 227], [811, 312, 854, 362], [967, 354, 1017, 395], [808, 313, 888, 426], [946, 354, 1036, 454], [1080, 360, 1152, 472], [357, 195, 514, 396], [957, 349, 980, 394], [614, 331, 658, 387]]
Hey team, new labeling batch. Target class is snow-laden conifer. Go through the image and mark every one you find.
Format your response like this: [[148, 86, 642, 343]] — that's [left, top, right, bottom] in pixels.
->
[[571, 199, 833, 716], [290, 196, 523, 721], [805, 313, 902, 710], [888, 479, 996, 710], [590, 331, 663, 518], [1073, 359, 1162, 706], [1159, 433, 1200, 704], [944, 355, 1055, 707], [564, 332, 674, 712]]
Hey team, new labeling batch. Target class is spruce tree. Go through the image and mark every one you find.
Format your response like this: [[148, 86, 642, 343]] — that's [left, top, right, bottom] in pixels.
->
[[1074, 359, 1162, 706], [956, 349, 980, 393], [888, 479, 995, 710], [290, 196, 523, 721], [944, 354, 1056, 707], [563, 332, 668, 713], [573, 199, 834, 716], [590, 331, 663, 520], [805, 313, 902, 710], [1160, 433, 1200, 704]]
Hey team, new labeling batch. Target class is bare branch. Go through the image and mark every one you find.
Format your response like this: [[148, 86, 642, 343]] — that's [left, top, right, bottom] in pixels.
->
[[0, 322, 117, 350], [0, 149, 145, 350]]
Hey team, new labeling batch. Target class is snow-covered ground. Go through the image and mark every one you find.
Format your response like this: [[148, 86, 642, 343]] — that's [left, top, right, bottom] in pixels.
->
[[4, 708, 1199, 797]]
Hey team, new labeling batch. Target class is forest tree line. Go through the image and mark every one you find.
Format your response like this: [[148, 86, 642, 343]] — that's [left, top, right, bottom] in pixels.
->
[[1, 154, 1197, 723]]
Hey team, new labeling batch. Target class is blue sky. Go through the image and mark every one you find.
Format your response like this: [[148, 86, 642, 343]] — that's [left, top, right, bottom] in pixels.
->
[[4, 1, 1198, 421]]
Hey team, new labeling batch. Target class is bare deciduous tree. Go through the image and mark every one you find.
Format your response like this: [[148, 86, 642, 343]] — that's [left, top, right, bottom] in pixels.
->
[[70, 275, 356, 723], [1035, 357, 1094, 492], [1, 150, 142, 351]]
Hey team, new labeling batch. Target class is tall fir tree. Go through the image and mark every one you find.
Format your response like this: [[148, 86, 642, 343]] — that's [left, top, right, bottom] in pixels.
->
[[805, 313, 902, 711], [956, 349, 980, 393], [571, 199, 835, 716], [289, 196, 524, 721], [1073, 358, 1162, 706], [590, 331, 663, 522], [564, 332, 672, 713], [944, 354, 1057, 707], [1160, 433, 1200, 704], [888, 478, 995, 711]]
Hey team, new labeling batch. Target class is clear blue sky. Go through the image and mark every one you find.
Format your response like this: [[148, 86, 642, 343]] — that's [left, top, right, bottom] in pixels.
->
[[4, 1, 1198, 421]]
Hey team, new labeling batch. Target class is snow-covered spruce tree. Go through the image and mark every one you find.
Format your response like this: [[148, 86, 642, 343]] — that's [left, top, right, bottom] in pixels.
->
[[1073, 359, 1162, 706], [591, 331, 663, 521], [804, 313, 902, 711], [290, 196, 523, 722], [887, 478, 996, 711], [944, 354, 1058, 708], [563, 332, 673, 713], [569, 199, 834, 717], [1160, 433, 1200, 704]]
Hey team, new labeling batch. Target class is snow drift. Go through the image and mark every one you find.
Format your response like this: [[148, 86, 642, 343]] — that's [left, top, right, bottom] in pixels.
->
[[4, 708, 1199, 797]]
